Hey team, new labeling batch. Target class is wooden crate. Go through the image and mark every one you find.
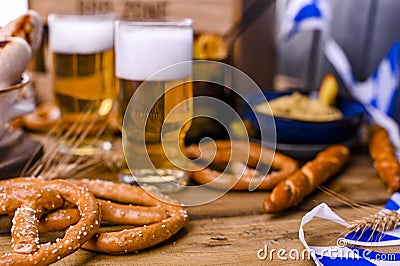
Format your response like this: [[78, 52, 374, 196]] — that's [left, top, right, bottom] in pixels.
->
[[28, 0, 241, 35]]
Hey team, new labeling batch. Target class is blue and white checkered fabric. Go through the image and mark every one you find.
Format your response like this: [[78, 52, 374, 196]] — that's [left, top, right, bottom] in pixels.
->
[[279, 0, 400, 150], [350, 42, 400, 117], [344, 191, 400, 247], [369, 43, 399, 117], [300, 193, 400, 265], [278, 0, 331, 42]]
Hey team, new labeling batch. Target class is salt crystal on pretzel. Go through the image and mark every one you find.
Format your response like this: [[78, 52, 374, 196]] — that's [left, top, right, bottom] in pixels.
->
[[0, 178, 101, 265], [0, 178, 188, 255], [39, 199, 170, 231], [69, 179, 189, 254], [0, 185, 64, 255]]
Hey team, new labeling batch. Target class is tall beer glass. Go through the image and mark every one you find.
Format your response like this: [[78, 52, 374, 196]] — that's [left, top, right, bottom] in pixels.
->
[[115, 19, 193, 193], [48, 13, 115, 155]]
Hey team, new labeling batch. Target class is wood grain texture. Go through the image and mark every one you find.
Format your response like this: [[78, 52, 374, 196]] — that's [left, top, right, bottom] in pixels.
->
[[28, 0, 240, 34], [0, 149, 391, 265]]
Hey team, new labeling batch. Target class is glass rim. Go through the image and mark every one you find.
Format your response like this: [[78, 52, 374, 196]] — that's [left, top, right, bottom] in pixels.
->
[[115, 18, 192, 27]]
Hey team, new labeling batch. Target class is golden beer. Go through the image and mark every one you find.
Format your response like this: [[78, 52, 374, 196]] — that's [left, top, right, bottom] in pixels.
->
[[52, 50, 115, 125], [120, 78, 192, 171], [48, 13, 115, 137], [115, 19, 193, 191]]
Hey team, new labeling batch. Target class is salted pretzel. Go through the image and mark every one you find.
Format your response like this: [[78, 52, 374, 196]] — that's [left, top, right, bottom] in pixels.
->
[[38, 199, 169, 232], [369, 125, 400, 193], [71, 179, 188, 253], [38, 180, 173, 229], [38, 208, 81, 233], [37, 179, 189, 254], [186, 140, 298, 190], [0, 186, 64, 254], [0, 178, 101, 265], [263, 145, 349, 213]]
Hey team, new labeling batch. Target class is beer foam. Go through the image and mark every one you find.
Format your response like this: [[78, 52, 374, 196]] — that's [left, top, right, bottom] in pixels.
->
[[115, 22, 193, 81], [48, 14, 114, 54]]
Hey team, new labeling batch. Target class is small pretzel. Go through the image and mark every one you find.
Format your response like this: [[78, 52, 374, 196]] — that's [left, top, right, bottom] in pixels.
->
[[69, 179, 189, 254], [0, 178, 101, 265], [20, 102, 61, 132], [186, 140, 298, 190]]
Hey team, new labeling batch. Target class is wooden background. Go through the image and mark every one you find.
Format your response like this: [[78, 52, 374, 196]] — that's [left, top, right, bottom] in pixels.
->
[[28, 0, 241, 35]]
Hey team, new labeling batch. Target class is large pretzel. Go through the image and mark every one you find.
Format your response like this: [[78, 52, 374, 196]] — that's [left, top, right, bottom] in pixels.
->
[[0, 186, 64, 254], [71, 179, 188, 253], [36, 179, 188, 254], [186, 140, 298, 190], [37, 181, 173, 230], [38, 199, 169, 232], [38, 198, 169, 232], [0, 178, 101, 265]]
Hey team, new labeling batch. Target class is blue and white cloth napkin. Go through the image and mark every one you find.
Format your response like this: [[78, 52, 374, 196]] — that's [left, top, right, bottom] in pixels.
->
[[278, 0, 331, 42], [299, 191, 400, 265], [278, 0, 400, 150]]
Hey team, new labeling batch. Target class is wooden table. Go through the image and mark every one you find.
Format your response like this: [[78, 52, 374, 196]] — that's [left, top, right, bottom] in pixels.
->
[[0, 144, 392, 265]]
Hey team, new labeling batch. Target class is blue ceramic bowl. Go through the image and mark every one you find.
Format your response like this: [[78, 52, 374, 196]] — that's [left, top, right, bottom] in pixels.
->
[[243, 91, 366, 145]]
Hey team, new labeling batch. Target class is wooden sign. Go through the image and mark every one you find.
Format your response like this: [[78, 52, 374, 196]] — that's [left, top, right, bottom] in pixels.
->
[[28, 0, 241, 35]]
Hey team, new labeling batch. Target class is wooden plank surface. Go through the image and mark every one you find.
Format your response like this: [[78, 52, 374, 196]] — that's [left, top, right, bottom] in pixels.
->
[[0, 207, 384, 265], [0, 147, 392, 265]]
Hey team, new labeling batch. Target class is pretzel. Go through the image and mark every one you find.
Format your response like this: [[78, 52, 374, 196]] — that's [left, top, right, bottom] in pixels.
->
[[263, 145, 349, 213], [0, 186, 64, 254], [69, 179, 189, 253], [369, 125, 400, 193], [0, 178, 184, 255], [35, 179, 188, 253], [0, 205, 80, 234], [38, 208, 80, 233], [20, 102, 61, 132], [0, 178, 101, 265], [186, 140, 298, 190], [39, 200, 169, 231]]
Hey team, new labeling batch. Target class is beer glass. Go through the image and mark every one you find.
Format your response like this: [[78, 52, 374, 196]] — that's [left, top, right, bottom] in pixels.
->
[[115, 19, 193, 193], [48, 13, 115, 155]]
